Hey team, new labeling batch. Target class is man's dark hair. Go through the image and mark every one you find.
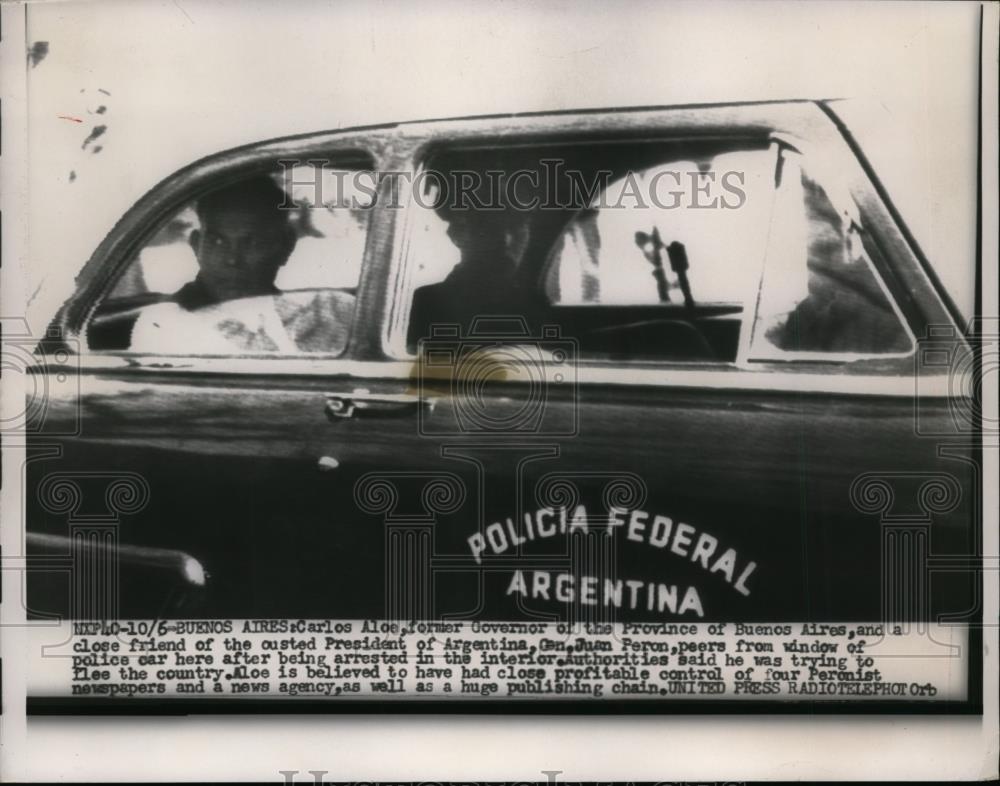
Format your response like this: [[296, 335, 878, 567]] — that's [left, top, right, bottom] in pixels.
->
[[195, 176, 290, 225]]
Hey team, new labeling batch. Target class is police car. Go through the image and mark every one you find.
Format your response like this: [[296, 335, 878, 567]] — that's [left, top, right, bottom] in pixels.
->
[[26, 100, 977, 627]]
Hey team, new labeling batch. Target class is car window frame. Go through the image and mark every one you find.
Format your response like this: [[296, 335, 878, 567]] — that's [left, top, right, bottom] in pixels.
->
[[380, 105, 964, 388], [385, 130, 778, 369], [743, 140, 919, 365], [42, 103, 966, 397], [52, 131, 392, 366]]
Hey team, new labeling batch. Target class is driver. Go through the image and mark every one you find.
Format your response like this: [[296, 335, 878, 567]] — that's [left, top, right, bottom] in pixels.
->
[[130, 176, 355, 354]]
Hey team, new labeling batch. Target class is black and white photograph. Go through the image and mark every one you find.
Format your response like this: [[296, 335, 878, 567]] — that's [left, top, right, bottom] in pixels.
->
[[1, 0, 997, 781]]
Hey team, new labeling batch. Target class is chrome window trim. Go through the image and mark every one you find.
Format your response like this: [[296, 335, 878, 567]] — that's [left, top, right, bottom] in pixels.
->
[[39, 354, 955, 399]]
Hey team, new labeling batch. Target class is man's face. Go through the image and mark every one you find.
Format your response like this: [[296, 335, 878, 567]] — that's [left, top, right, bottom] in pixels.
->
[[446, 214, 508, 261], [190, 204, 295, 302], [445, 213, 526, 275], [444, 212, 474, 249]]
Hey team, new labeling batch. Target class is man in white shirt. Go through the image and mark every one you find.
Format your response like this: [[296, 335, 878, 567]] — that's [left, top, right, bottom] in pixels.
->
[[130, 176, 354, 355]]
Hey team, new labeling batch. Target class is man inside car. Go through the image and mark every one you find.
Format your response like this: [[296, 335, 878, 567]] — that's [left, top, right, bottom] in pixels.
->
[[129, 176, 354, 354], [407, 206, 544, 348]]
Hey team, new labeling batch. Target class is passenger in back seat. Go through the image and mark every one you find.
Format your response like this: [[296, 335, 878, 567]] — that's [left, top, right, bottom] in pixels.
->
[[408, 209, 544, 347]]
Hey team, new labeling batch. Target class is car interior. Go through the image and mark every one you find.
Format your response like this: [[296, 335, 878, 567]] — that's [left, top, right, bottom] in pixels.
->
[[405, 137, 774, 362]]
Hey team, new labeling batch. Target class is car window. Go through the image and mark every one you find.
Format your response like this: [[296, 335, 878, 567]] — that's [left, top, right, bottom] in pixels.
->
[[402, 139, 776, 363], [543, 149, 775, 308], [748, 148, 914, 360], [87, 160, 374, 356]]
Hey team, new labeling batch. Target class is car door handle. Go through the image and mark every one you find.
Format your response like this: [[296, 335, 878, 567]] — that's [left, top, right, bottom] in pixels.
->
[[324, 389, 436, 421]]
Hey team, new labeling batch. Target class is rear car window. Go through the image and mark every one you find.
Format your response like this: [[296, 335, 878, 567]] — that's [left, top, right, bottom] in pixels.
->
[[748, 148, 914, 359]]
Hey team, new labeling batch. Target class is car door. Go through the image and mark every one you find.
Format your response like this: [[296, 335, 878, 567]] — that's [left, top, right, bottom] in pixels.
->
[[26, 132, 452, 621], [384, 103, 976, 626]]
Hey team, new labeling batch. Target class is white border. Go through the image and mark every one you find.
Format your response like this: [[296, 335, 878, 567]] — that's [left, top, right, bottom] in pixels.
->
[[2, 1, 997, 782]]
